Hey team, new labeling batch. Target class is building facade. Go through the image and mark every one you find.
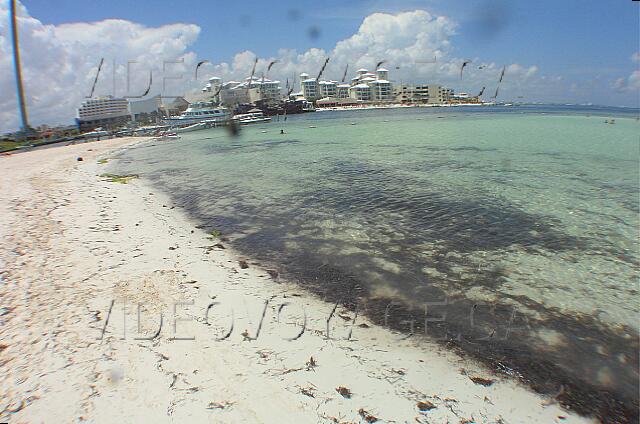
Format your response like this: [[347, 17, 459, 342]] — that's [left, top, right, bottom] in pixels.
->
[[394, 84, 453, 104], [298, 67, 395, 103], [76, 96, 130, 131]]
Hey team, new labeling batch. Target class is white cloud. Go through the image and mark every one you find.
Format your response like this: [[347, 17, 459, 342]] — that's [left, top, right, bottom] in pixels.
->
[[0, 0, 199, 132], [193, 10, 539, 99], [611, 52, 640, 94], [0, 5, 550, 133]]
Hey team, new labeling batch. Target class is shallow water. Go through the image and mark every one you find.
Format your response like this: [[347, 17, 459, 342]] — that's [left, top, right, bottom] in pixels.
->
[[113, 105, 640, 419]]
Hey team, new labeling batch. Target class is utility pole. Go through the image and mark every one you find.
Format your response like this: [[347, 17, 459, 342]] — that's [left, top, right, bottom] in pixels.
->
[[10, 0, 33, 139]]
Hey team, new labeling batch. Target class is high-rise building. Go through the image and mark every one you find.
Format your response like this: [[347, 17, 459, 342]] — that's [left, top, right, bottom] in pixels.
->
[[76, 96, 130, 131]]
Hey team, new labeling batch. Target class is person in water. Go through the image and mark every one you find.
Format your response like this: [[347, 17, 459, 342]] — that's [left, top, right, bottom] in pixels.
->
[[280, 129, 285, 134]]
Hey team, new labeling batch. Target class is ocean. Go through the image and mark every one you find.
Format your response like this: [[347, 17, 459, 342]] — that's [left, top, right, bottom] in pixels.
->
[[112, 104, 640, 419]]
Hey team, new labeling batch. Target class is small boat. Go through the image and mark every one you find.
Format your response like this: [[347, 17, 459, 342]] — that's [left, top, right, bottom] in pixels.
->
[[164, 102, 231, 125], [158, 132, 180, 140], [82, 128, 110, 139], [234, 110, 272, 125], [173, 122, 208, 133]]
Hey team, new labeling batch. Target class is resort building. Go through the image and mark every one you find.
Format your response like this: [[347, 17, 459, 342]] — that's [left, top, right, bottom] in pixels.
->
[[76, 96, 130, 131], [197, 77, 282, 107], [298, 66, 395, 103], [128, 95, 162, 123], [319, 81, 337, 98], [301, 76, 319, 101], [394, 84, 453, 104], [336, 84, 350, 99], [349, 83, 371, 101]]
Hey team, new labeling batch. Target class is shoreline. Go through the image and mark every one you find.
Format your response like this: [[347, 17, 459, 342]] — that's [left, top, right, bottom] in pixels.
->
[[0, 137, 596, 422]]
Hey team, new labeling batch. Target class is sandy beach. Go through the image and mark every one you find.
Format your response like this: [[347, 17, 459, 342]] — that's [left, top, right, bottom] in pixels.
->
[[0, 137, 593, 423]]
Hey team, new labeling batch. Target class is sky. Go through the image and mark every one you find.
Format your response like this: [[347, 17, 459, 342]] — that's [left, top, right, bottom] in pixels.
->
[[0, 0, 638, 132]]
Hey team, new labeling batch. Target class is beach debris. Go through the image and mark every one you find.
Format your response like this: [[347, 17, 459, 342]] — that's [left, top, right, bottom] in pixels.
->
[[208, 229, 222, 238], [257, 349, 272, 360], [358, 323, 370, 328], [336, 386, 352, 398], [337, 312, 351, 321], [97, 158, 108, 164], [206, 400, 234, 410], [2, 398, 28, 415], [300, 386, 316, 398], [99, 173, 138, 184], [417, 400, 437, 411], [195, 60, 210, 79], [306, 356, 318, 370], [358, 408, 379, 422], [77, 157, 83, 161], [238, 260, 249, 269], [266, 269, 278, 279], [460, 59, 471, 79], [213, 243, 225, 249], [469, 376, 495, 387]]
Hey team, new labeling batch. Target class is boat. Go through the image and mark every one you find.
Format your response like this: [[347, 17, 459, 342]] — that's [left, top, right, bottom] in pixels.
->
[[234, 110, 272, 125], [157, 132, 180, 140], [82, 128, 110, 139], [164, 102, 231, 126], [173, 122, 208, 133]]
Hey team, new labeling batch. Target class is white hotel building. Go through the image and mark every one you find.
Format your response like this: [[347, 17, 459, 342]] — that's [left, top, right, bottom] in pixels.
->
[[76, 96, 130, 131], [298, 67, 394, 103], [199, 76, 282, 107]]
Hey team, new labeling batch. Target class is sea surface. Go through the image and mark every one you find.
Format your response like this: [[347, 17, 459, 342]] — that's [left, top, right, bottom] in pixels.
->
[[112, 104, 640, 420]]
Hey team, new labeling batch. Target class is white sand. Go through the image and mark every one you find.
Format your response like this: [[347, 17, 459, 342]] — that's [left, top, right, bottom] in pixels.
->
[[0, 138, 593, 423]]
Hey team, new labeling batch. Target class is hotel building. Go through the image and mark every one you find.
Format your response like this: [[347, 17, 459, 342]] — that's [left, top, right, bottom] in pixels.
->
[[298, 67, 394, 103], [199, 77, 282, 107], [394, 84, 453, 104], [76, 96, 130, 131]]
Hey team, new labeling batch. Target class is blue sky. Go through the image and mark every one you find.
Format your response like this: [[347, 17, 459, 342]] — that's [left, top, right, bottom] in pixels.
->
[[24, 0, 639, 78], [0, 0, 638, 131]]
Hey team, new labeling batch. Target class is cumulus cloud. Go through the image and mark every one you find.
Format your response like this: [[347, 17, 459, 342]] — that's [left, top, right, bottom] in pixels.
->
[[194, 10, 539, 99], [0, 0, 199, 132], [612, 52, 640, 94], [0, 5, 545, 132]]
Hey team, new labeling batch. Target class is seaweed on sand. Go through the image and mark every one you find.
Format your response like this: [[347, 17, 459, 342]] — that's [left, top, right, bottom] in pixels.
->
[[99, 173, 138, 184]]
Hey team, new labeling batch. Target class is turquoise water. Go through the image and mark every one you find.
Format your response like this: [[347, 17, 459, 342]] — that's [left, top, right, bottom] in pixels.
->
[[113, 105, 639, 418]]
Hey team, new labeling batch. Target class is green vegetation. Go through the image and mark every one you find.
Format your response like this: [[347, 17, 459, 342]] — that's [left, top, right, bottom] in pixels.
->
[[0, 141, 21, 152], [209, 229, 222, 239], [99, 173, 138, 184], [97, 158, 109, 164]]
